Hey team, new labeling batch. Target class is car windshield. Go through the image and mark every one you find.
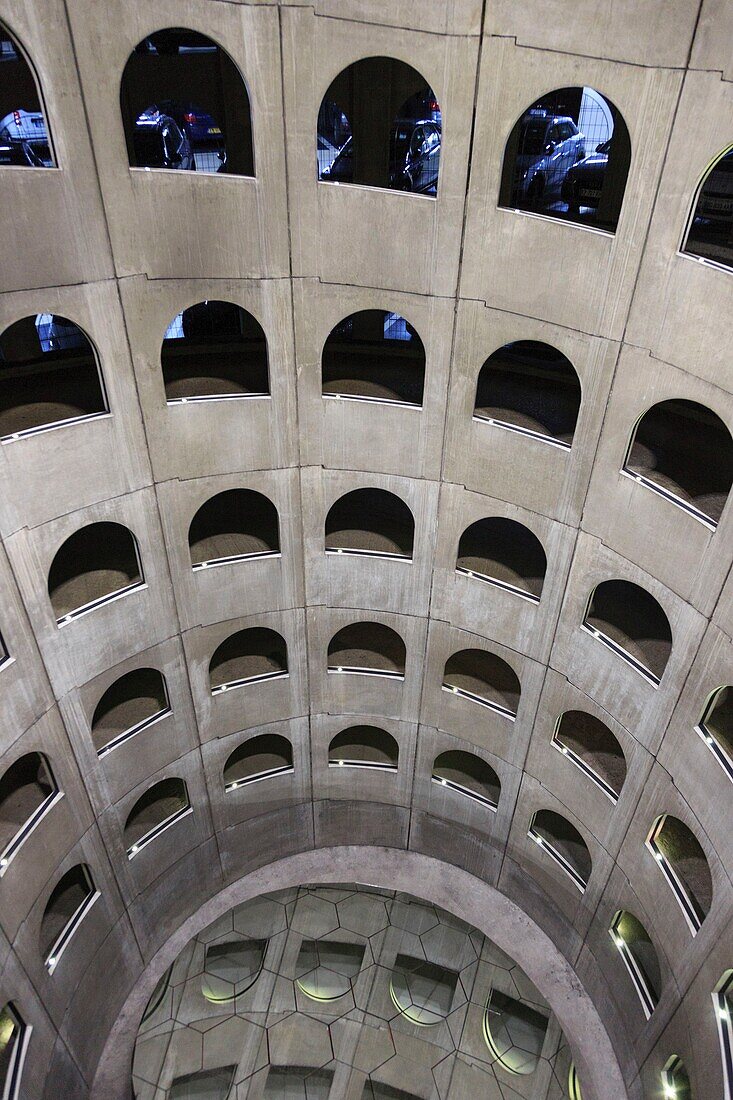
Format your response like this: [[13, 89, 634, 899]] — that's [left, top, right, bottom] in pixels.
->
[[519, 119, 548, 156]]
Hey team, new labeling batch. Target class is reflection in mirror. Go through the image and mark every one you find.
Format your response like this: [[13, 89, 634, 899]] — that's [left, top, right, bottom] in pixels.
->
[[390, 954, 458, 1025], [121, 28, 253, 175], [499, 86, 630, 231], [484, 989, 549, 1075], [295, 939, 365, 1001], [201, 938, 267, 1002]]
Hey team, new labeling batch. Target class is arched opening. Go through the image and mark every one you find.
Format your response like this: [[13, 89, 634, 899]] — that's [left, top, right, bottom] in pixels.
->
[[683, 145, 733, 271], [47, 522, 144, 625], [328, 726, 399, 771], [698, 685, 733, 781], [714, 971, 733, 1096], [124, 777, 191, 858], [317, 58, 440, 195], [474, 341, 581, 448], [223, 734, 293, 791], [170, 1067, 236, 1100], [91, 668, 170, 757], [432, 750, 501, 809], [662, 1056, 692, 1100], [40, 864, 98, 973], [0, 22, 54, 166], [188, 489, 280, 568], [529, 809, 591, 891], [120, 29, 253, 175], [321, 309, 425, 407], [456, 517, 547, 601], [209, 628, 288, 694], [295, 939, 365, 1001], [609, 911, 661, 1018], [583, 579, 672, 684], [327, 622, 406, 678], [483, 989, 549, 1075], [0, 1002, 30, 1100], [623, 399, 733, 527], [552, 710, 626, 802], [201, 938, 267, 1002], [390, 955, 458, 1025], [0, 752, 59, 872], [325, 488, 414, 560], [0, 315, 107, 441], [499, 86, 630, 231], [442, 648, 521, 718], [161, 301, 269, 402], [646, 814, 713, 934], [264, 1067, 334, 1098]]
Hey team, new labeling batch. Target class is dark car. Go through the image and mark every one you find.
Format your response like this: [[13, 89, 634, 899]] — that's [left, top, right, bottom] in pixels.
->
[[133, 108, 195, 171], [0, 109, 52, 167], [561, 138, 611, 214], [396, 120, 441, 194], [157, 101, 224, 150], [320, 135, 353, 183]]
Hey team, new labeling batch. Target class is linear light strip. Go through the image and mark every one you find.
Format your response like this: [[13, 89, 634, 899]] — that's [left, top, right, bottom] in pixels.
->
[[212, 669, 288, 695], [580, 623, 660, 686], [127, 805, 193, 860], [441, 682, 516, 721], [529, 827, 587, 891], [455, 566, 540, 604], [472, 412, 572, 451], [620, 468, 717, 530], [0, 791, 64, 875], [56, 581, 147, 627], [97, 707, 171, 758], [551, 736, 618, 803]]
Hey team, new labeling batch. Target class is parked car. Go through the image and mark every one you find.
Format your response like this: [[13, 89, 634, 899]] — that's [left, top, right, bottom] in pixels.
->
[[513, 111, 585, 205], [561, 138, 611, 214], [133, 108, 195, 170], [157, 100, 224, 151], [0, 109, 52, 166], [320, 135, 353, 183], [395, 120, 441, 193]]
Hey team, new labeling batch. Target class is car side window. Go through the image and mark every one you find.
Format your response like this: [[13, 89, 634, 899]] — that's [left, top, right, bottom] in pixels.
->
[[548, 125, 561, 148], [559, 123, 574, 142]]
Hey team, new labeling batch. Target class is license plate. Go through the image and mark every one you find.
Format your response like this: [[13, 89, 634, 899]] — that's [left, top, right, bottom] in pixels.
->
[[207, 127, 221, 135], [580, 188, 601, 198], [704, 197, 732, 211]]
